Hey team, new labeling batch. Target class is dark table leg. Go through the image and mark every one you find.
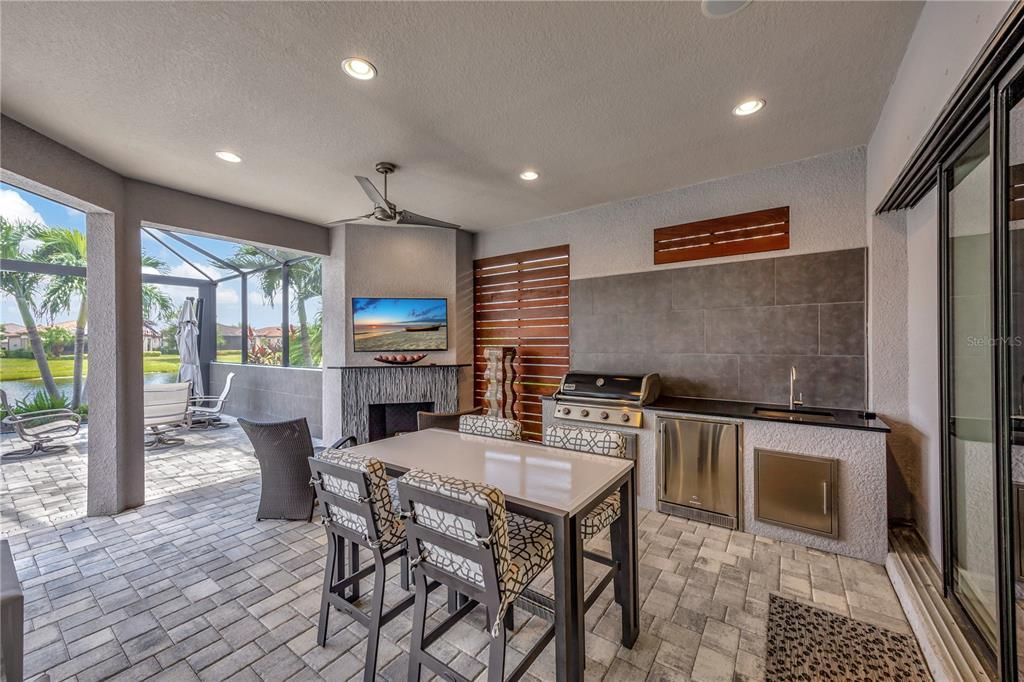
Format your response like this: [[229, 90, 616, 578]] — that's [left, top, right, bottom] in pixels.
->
[[552, 513, 584, 682], [611, 470, 639, 648]]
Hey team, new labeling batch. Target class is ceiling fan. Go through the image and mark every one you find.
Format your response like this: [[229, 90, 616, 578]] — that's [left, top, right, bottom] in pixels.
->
[[327, 162, 460, 230]]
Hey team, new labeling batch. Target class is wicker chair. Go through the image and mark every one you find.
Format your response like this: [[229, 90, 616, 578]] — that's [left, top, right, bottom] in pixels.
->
[[398, 470, 555, 682], [239, 417, 348, 521], [416, 406, 483, 431], [457, 414, 522, 441]]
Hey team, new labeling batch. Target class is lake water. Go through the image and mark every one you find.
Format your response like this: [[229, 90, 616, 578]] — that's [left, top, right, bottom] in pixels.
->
[[1, 372, 179, 405]]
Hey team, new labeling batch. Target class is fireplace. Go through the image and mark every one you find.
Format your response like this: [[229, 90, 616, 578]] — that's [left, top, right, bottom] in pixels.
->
[[329, 364, 466, 445], [368, 401, 432, 441]]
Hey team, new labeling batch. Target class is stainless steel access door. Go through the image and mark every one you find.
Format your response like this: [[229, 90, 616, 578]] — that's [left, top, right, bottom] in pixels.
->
[[658, 416, 738, 518]]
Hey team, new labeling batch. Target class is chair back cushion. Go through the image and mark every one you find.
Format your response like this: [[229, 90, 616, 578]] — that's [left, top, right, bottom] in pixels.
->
[[219, 372, 236, 402], [458, 414, 522, 441], [143, 382, 191, 426], [314, 448, 403, 548], [543, 424, 628, 458], [399, 470, 512, 589]]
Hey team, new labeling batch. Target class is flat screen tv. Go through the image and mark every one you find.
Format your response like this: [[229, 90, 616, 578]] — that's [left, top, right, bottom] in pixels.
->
[[352, 297, 449, 352]]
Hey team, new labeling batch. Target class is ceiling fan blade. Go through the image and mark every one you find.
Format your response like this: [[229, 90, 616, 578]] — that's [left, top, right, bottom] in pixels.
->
[[324, 213, 373, 227], [355, 176, 390, 210], [396, 210, 461, 230]]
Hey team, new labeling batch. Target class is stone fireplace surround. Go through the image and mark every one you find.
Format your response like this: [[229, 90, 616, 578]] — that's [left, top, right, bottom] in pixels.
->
[[330, 364, 465, 444]]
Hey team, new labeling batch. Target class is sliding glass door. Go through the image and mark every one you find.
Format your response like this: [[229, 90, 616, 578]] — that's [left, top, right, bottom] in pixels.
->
[[945, 128, 1000, 648]]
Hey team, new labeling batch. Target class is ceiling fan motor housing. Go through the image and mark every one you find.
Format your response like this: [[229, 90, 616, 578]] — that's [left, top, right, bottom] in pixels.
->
[[375, 161, 397, 175]]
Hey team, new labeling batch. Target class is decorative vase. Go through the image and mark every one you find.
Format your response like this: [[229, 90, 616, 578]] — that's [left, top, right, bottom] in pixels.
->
[[483, 347, 517, 419]]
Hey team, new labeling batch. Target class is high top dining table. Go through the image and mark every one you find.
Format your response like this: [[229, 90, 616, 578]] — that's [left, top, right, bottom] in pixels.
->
[[344, 427, 639, 682]]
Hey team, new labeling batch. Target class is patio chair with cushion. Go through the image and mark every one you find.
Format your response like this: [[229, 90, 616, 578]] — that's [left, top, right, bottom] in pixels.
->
[[0, 388, 82, 460], [143, 381, 192, 449], [188, 371, 235, 429]]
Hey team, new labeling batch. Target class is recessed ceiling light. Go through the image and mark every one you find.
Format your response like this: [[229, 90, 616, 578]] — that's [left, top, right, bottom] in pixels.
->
[[701, 0, 752, 19], [215, 151, 242, 163], [732, 98, 765, 116], [519, 170, 539, 181], [342, 57, 377, 80]]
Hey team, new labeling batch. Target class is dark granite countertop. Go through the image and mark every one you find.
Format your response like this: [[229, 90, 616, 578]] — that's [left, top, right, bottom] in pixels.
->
[[646, 396, 891, 433]]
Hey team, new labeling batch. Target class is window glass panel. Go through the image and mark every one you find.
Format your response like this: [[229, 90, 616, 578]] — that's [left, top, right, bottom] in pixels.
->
[[0, 183, 88, 411], [247, 267, 283, 366], [216, 278, 243, 363], [288, 260, 322, 367]]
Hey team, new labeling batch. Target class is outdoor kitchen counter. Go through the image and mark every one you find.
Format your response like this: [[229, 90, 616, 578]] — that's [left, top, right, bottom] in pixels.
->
[[648, 396, 891, 433]]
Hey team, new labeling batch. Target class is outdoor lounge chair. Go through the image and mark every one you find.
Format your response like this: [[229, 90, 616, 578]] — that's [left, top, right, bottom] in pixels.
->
[[143, 381, 192, 448], [188, 371, 235, 429], [0, 389, 82, 460]]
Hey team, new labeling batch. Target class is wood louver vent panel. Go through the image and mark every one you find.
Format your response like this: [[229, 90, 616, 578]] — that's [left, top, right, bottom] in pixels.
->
[[653, 206, 790, 264], [473, 244, 570, 441]]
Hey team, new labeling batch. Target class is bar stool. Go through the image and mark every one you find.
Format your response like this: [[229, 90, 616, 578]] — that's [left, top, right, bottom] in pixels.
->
[[457, 414, 522, 440], [543, 424, 629, 605], [398, 470, 555, 682], [308, 450, 439, 682]]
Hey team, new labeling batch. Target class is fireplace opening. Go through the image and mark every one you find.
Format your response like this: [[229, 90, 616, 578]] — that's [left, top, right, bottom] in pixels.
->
[[367, 402, 433, 441]]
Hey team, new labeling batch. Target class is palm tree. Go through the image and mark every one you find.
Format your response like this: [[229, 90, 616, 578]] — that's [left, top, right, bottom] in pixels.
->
[[0, 217, 61, 399], [31, 226, 88, 407], [32, 225, 178, 408], [224, 246, 321, 366]]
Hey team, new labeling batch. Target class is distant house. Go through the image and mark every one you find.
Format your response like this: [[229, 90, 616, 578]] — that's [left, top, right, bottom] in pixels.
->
[[2, 320, 163, 353], [0, 323, 28, 351], [142, 322, 162, 352], [217, 324, 243, 351], [251, 326, 283, 345]]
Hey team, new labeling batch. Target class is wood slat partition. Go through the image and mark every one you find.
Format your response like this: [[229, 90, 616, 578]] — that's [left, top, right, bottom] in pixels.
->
[[473, 245, 570, 440], [653, 206, 790, 264]]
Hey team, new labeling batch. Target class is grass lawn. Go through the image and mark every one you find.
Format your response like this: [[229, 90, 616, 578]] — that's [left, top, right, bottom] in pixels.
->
[[1, 354, 182, 381], [2, 350, 244, 382]]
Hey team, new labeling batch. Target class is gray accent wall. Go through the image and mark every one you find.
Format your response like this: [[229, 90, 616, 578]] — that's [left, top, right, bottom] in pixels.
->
[[570, 248, 867, 410], [209, 363, 323, 438]]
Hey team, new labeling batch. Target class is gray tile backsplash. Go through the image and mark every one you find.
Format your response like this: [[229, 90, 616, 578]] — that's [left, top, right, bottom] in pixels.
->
[[569, 248, 867, 410]]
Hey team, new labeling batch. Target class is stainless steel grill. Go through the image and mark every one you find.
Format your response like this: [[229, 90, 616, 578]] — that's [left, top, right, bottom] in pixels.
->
[[552, 372, 661, 428]]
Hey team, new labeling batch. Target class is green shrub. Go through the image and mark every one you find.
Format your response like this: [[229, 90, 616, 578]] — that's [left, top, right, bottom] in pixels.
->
[[4, 349, 36, 359], [9, 390, 70, 416], [142, 351, 162, 357]]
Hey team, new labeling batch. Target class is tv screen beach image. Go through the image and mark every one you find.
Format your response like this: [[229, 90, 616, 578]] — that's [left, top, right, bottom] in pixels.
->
[[352, 298, 448, 352]]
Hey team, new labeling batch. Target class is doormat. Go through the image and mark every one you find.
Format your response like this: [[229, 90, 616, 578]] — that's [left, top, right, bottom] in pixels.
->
[[766, 594, 930, 681]]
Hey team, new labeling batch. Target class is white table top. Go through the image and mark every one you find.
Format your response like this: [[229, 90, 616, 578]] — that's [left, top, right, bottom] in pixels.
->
[[347, 428, 633, 517]]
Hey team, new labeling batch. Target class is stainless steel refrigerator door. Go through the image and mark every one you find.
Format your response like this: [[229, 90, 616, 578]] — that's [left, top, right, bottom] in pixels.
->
[[658, 417, 738, 516]]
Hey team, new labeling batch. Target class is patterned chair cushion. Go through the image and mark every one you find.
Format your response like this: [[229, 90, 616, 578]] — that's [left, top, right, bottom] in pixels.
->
[[580, 492, 621, 540], [316, 448, 405, 550], [544, 425, 627, 539], [543, 424, 628, 458], [400, 469, 553, 636], [458, 414, 522, 441]]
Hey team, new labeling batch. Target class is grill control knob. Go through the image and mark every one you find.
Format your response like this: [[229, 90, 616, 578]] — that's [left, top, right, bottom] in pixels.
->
[[621, 413, 631, 423], [580, 409, 589, 417], [600, 411, 609, 420], [561, 407, 571, 416]]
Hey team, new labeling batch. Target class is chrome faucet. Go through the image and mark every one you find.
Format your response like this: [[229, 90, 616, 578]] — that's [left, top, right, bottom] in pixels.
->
[[789, 366, 803, 409]]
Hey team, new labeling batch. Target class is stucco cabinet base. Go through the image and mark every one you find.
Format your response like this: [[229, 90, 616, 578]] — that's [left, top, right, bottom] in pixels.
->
[[543, 400, 888, 564]]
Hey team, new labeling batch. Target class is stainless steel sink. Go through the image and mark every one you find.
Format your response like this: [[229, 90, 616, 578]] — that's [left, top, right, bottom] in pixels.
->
[[753, 406, 837, 423]]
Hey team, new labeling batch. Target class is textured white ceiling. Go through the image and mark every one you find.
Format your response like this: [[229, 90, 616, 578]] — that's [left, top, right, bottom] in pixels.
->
[[0, 2, 922, 231]]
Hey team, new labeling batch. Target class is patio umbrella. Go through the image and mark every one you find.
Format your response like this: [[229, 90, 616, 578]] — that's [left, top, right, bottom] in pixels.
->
[[176, 297, 204, 396]]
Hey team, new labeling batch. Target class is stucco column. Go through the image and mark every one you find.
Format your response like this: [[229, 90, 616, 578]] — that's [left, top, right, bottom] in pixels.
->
[[86, 212, 145, 515], [320, 225, 347, 445]]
